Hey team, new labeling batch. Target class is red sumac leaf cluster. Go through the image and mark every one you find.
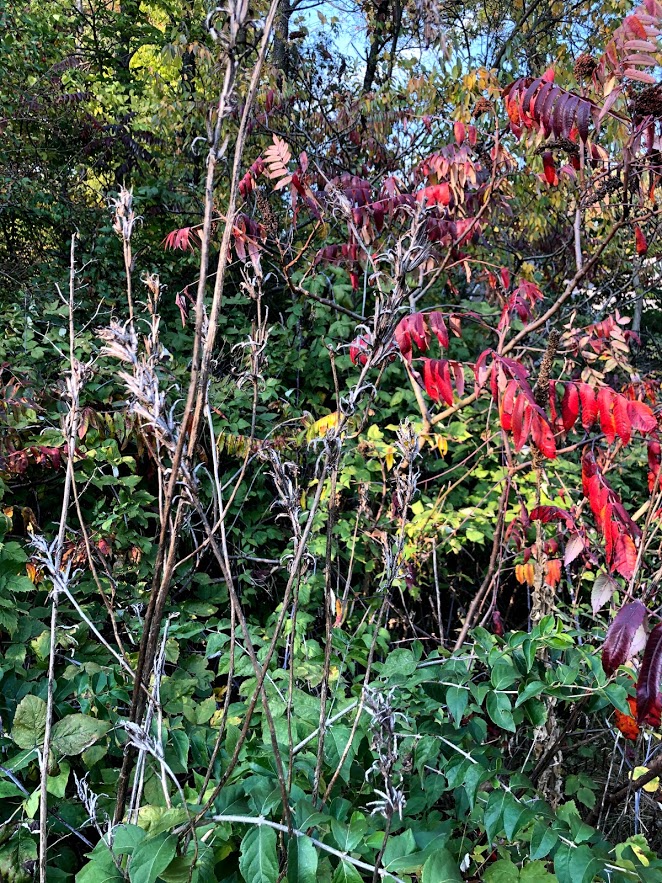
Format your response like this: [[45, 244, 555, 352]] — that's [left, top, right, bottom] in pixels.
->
[[583, 450, 641, 579]]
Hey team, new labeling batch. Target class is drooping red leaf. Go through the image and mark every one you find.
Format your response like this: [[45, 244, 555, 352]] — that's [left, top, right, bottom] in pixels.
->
[[598, 386, 617, 443], [428, 311, 449, 349], [602, 600, 648, 676], [531, 412, 557, 458], [511, 394, 530, 450], [454, 120, 466, 145], [579, 383, 598, 429], [500, 379, 518, 431], [636, 623, 662, 726], [422, 358, 454, 405], [561, 382, 580, 432], [613, 394, 632, 445], [395, 313, 429, 362], [627, 400, 657, 433], [613, 531, 638, 580]]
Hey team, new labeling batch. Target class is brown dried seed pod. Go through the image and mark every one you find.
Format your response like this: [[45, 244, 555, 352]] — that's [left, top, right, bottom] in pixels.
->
[[574, 53, 597, 81]]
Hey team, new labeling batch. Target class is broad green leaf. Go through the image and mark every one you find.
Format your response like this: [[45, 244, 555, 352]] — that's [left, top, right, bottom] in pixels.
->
[[520, 861, 557, 882], [484, 859, 520, 883], [331, 812, 367, 852], [51, 715, 110, 756], [129, 833, 178, 883], [161, 842, 215, 883], [446, 685, 468, 726], [530, 822, 558, 861], [491, 659, 518, 690], [515, 681, 547, 708], [113, 825, 147, 856], [11, 695, 47, 749], [486, 692, 516, 733], [503, 794, 533, 840], [287, 835, 318, 883], [239, 825, 278, 883], [421, 848, 463, 883], [553, 843, 598, 883], [332, 861, 363, 883], [380, 648, 417, 680], [76, 853, 123, 883], [484, 789, 509, 843]]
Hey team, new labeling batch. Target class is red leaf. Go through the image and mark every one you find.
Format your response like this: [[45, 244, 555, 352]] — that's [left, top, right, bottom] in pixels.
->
[[614, 394, 632, 445], [613, 532, 638, 580], [395, 313, 429, 362], [602, 600, 648, 675], [627, 400, 657, 433], [530, 505, 575, 527], [637, 624, 662, 726], [579, 383, 598, 429], [598, 386, 617, 443], [635, 225, 648, 256], [428, 311, 449, 349], [454, 121, 466, 145], [542, 151, 557, 186], [512, 394, 531, 451], [422, 359, 454, 405], [500, 379, 518, 431], [561, 382, 580, 432], [531, 413, 557, 458]]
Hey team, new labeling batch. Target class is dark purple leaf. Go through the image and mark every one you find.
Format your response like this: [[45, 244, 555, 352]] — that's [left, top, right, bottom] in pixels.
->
[[637, 623, 662, 726], [602, 600, 648, 676]]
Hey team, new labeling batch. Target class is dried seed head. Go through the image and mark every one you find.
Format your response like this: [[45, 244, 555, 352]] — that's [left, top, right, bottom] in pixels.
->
[[573, 53, 597, 81], [473, 97, 493, 117], [634, 84, 662, 119]]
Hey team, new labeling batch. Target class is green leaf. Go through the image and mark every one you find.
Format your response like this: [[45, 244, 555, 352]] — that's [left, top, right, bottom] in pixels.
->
[[380, 649, 417, 680], [484, 859, 520, 883], [331, 813, 367, 852], [112, 825, 147, 856], [491, 660, 518, 690], [76, 853, 123, 883], [287, 835, 318, 883], [484, 789, 508, 842], [520, 861, 557, 882], [51, 715, 110, 756], [421, 849, 463, 883], [129, 833, 178, 883], [331, 861, 363, 883], [446, 685, 468, 726], [530, 822, 558, 861], [515, 681, 547, 708], [239, 825, 278, 883], [486, 692, 516, 733], [553, 843, 598, 883], [11, 694, 47, 749], [503, 794, 533, 840]]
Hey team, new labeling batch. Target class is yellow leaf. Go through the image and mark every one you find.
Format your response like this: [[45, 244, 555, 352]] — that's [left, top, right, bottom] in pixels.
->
[[436, 435, 448, 456], [631, 766, 659, 793], [306, 411, 340, 441]]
